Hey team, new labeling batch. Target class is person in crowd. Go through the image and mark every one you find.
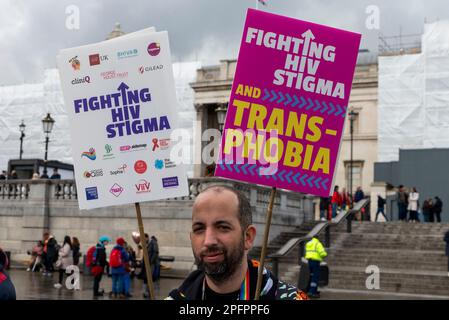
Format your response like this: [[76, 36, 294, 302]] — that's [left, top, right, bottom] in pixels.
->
[[120, 241, 134, 298], [331, 185, 341, 219], [42, 232, 58, 276], [10, 170, 18, 179], [72, 237, 81, 266], [340, 188, 351, 211], [422, 198, 433, 223], [375, 195, 388, 222], [397, 185, 409, 221], [407, 187, 419, 222], [354, 186, 365, 203], [139, 233, 160, 298], [305, 237, 327, 299], [319, 196, 330, 221], [27, 241, 44, 272], [0, 247, 16, 300], [54, 236, 73, 289], [433, 196, 443, 223], [0, 170, 6, 180], [166, 185, 308, 300], [110, 237, 129, 299], [31, 172, 40, 180], [90, 235, 111, 297], [50, 168, 61, 180]]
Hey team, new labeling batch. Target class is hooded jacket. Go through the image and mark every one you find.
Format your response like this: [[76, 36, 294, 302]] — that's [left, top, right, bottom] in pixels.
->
[[166, 259, 308, 300]]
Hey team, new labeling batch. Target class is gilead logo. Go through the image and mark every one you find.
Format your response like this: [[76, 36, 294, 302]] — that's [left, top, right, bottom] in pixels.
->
[[135, 179, 151, 193]]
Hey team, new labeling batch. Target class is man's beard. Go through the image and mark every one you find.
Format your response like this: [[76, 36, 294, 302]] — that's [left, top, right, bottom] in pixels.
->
[[194, 238, 245, 284]]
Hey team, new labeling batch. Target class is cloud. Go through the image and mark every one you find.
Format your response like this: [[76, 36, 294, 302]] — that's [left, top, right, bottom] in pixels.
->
[[0, 0, 448, 85]]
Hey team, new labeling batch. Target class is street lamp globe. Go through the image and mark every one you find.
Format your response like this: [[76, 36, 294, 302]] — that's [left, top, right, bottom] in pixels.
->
[[19, 120, 26, 133], [42, 113, 55, 135], [215, 104, 228, 132]]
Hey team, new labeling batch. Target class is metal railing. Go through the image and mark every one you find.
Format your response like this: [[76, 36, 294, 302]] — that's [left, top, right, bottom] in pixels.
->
[[268, 197, 371, 277]]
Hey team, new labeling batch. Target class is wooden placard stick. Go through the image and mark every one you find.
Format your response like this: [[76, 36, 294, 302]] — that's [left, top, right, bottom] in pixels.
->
[[135, 202, 155, 300], [254, 187, 277, 300]]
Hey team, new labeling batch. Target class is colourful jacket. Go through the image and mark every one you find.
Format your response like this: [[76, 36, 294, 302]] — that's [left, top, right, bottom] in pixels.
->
[[110, 245, 129, 275], [166, 259, 309, 300]]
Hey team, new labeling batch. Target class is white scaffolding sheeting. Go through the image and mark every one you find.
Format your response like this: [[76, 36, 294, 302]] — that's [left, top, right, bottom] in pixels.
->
[[378, 20, 449, 162], [0, 62, 201, 176]]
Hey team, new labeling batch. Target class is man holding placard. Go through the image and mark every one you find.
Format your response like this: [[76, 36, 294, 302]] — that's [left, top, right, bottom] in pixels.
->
[[166, 185, 308, 300]]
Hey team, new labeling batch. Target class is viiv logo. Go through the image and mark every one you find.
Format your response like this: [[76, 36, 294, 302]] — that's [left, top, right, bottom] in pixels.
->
[[135, 179, 151, 193], [81, 148, 96, 160], [110, 183, 124, 197], [69, 56, 80, 70]]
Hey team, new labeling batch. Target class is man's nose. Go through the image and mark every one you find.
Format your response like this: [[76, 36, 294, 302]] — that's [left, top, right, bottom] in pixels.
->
[[203, 227, 218, 247]]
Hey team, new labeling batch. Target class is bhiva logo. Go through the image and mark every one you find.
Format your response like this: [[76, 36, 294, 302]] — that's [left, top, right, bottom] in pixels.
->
[[103, 144, 115, 160], [81, 148, 96, 160]]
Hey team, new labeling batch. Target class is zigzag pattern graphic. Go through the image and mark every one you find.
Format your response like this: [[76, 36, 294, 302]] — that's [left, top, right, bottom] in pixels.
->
[[217, 162, 329, 190], [261, 88, 347, 118]]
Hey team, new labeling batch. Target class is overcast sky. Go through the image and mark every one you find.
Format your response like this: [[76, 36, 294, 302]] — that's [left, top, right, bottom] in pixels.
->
[[1, 0, 448, 86]]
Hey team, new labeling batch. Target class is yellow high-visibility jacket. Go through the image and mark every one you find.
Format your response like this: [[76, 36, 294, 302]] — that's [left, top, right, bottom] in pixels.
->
[[305, 237, 327, 262]]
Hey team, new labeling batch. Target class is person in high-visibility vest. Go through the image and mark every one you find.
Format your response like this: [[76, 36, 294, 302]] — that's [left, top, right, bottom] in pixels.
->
[[305, 237, 327, 298]]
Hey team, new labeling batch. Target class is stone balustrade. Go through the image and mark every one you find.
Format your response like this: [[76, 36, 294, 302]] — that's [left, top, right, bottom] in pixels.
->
[[0, 178, 315, 272]]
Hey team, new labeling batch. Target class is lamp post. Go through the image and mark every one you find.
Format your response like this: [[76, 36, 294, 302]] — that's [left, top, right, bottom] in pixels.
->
[[41, 113, 55, 178], [19, 120, 26, 160], [215, 104, 228, 133], [348, 110, 358, 207]]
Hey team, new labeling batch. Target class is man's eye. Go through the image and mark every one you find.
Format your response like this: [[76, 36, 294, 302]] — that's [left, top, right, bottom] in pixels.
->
[[218, 225, 231, 230], [193, 227, 204, 233]]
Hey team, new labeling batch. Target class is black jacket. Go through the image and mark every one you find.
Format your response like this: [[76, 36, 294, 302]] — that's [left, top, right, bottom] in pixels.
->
[[95, 244, 108, 267], [166, 259, 308, 300], [434, 198, 443, 214], [319, 197, 330, 211]]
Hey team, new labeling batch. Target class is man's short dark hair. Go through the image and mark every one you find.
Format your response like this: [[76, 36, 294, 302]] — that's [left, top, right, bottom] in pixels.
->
[[200, 185, 252, 230]]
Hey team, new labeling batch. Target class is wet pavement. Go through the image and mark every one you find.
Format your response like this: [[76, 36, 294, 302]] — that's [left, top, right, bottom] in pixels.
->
[[9, 268, 183, 300], [8, 268, 444, 300]]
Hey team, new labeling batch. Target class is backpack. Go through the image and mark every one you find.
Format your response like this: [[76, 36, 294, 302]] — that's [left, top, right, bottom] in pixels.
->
[[86, 246, 97, 267], [109, 248, 123, 268]]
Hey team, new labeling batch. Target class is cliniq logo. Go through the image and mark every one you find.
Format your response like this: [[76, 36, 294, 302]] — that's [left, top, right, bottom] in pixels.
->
[[71, 76, 91, 85], [135, 179, 151, 194]]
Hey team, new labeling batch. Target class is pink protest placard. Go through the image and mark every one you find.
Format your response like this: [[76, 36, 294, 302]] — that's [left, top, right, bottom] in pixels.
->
[[215, 9, 361, 197]]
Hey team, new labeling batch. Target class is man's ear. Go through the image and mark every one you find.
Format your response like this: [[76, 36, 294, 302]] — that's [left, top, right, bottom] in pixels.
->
[[244, 225, 257, 251]]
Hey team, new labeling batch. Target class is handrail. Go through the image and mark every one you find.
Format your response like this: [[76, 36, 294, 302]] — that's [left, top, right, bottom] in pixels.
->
[[268, 197, 370, 277], [269, 222, 329, 259]]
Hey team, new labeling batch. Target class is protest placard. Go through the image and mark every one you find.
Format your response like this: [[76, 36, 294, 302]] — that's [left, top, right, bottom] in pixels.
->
[[57, 29, 189, 210], [215, 9, 361, 198]]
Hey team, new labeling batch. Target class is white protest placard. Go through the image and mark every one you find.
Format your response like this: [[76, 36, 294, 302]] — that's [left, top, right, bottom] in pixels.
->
[[57, 30, 189, 210]]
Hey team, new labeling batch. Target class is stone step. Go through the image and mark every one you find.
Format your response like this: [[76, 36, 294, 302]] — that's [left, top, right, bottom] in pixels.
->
[[326, 268, 449, 295]]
